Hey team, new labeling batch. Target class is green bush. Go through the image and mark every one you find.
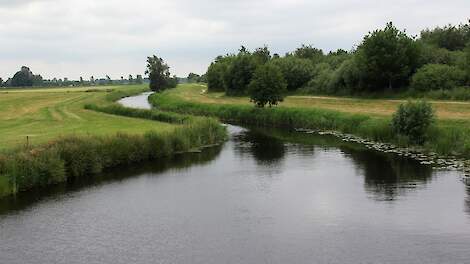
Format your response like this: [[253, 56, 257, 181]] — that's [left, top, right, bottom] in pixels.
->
[[248, 64, 287, 107], [391, 100, 435, 144], [411, 64, 466, 91]]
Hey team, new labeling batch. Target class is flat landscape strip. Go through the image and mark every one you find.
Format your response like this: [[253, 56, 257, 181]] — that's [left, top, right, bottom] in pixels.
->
[[150, 84, 470, 159]]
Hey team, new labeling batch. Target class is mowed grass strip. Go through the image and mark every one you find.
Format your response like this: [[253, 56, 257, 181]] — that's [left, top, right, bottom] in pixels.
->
[[0, 85, 175, 150]]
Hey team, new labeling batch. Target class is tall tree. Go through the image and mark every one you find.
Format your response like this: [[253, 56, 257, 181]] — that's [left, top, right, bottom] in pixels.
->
[[294, 44, 324, 63], [224, 53, 257, 95], [136, 74, 143, 84], [356, 22, 421, 90], [128, 74, 133, 83], [11, 66, 34, 87], [145, 55, 172, 92], [252, 45, 271, 65]]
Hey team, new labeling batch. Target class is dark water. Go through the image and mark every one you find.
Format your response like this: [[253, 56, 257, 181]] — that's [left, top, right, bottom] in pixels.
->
[[1, 96, 470, 264]]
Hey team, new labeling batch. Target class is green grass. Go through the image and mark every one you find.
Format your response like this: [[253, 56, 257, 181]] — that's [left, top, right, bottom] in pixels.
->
[[150, 84, 470, 158], [0, 84, 227, 198], [0, 85, 174, 150]]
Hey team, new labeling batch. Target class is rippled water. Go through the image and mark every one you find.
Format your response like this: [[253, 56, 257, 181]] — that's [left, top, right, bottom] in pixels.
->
[[1, 94, 469, 264]]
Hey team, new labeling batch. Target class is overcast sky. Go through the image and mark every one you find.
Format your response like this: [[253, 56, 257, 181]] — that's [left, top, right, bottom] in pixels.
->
[[0, 0, 468, 80]]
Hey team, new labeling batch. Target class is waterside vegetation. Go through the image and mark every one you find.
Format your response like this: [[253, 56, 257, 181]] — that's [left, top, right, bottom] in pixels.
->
[[150, 84, 470, 159], [0, 85, 226, 198]]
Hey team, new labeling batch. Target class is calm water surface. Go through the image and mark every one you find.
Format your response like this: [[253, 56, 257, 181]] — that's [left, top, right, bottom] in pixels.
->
[[1, 94, 469, 264]]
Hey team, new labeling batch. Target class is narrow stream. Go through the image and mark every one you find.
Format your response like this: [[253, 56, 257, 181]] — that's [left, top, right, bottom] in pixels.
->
[[1, 93, 469, 264]]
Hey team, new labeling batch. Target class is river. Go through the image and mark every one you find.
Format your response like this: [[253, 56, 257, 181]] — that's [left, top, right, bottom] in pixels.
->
[[0, 93, 469, 264]]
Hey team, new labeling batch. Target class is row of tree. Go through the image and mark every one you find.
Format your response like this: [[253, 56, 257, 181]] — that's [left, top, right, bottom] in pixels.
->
[[0, 66, 145, 88], [206, 21, 470, 97]]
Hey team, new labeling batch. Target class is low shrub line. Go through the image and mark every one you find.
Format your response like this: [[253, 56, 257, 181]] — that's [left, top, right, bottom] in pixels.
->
[[84, 103, 192, 124], [149, 90, 470, 158], [0, 93, 227, 198]]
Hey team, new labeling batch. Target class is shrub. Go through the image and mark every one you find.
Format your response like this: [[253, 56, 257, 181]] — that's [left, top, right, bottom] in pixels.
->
[[248, 64, 287, 107], [391, 100, 435, 144], [411, 64, 466, 91]]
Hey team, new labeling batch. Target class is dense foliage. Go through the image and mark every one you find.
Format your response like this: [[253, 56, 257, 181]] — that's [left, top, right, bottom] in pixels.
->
[[391, 101, 435, 145], [204, 20, 470, 100], [145, 55, 178, 92], [355, 22, 421, 91], [248, 64, 287, 107], [411, 64, 466, 91]]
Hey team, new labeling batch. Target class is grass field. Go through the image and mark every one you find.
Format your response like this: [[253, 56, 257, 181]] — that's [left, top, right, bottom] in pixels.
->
[[0, 85, 174, 150], [178, 84, 470, 121]]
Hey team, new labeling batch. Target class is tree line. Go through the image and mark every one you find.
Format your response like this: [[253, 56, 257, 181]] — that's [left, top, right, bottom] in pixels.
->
[[205, 21, 470, 105], [0, 66, 145, 88]]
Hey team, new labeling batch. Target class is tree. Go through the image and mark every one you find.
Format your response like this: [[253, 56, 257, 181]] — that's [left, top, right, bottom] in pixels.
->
[[0, 78, 3, 87], [90, 76, 95, 85], [252, 45, 271, 65], [224, 53, 257, 95], [248, 64, 287, 107], [128, 74, 134, 83], [270, 56, 314, 91], [294, 44, 324, 63], [145, 55, 173, 92], [32, 74, 43, 86], [105, 75, 112, 84], [187, 72, 201, 83], [11, 66, 34, 87], [206, 55, 233, 92], [465, 45, 470, 85], [356, 22, 421, 91], [421, 22, 470, 51], [136, 74, 143, 84]]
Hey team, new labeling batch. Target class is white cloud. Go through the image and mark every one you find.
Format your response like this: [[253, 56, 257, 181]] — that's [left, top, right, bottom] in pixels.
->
[[0, 0, 468, 79]]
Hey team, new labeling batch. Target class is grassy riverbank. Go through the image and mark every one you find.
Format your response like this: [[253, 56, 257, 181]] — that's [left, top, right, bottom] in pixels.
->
[[0, 85, 175, 149], [150, 84, 470, 158], [0, 85, 226, 197]]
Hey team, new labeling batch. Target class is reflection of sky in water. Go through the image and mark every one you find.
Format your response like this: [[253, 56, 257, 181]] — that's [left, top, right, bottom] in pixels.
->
[[1, 124, 470, 264]]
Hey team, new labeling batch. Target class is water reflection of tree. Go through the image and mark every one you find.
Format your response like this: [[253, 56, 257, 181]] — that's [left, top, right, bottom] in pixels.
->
[[233, 129, 286, 166], [464, 178, 470, 216], [342, 148, 433, 201]]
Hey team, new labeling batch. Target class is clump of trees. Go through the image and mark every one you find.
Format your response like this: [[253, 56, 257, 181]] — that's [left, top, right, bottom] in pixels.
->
[[145, 55, 178, 92], [205, 20, 470, 102]]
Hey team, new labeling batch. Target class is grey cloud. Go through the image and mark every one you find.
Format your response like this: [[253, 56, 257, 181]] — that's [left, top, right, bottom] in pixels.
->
[[0, 0, 469, 79]]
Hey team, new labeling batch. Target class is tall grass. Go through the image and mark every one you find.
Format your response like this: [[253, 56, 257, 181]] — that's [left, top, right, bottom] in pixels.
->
[[150, 90, 470, 158]]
